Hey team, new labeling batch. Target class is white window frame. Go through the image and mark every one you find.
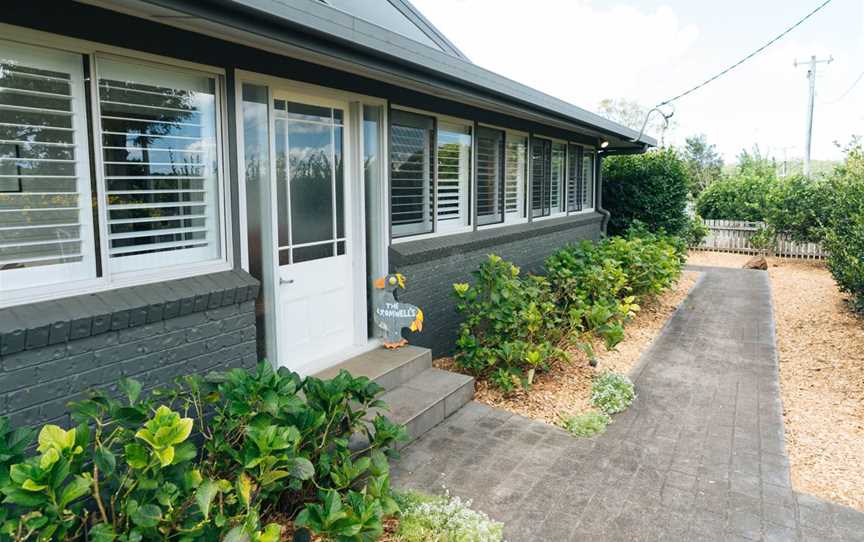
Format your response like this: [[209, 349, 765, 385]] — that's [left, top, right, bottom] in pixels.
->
[[390, 105, 473, 243], [531, 135, 569, 222], [473, 123, 528, 230], [580, 145, 596, 213], [0, 25, 233, 309]]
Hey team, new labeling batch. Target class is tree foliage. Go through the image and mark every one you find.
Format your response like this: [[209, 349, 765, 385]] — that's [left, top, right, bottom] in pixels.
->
[[602, 148, 690, 236], [682, 134, 724, 196]]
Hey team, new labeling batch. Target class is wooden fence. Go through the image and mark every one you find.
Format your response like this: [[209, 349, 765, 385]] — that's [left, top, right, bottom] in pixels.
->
[[691, 219, 829, 260]]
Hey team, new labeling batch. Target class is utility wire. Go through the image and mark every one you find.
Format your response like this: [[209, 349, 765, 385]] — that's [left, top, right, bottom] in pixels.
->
[[821, 68, 864, 104], [631, 0, 834, 142], [657, 0, 833, 108]]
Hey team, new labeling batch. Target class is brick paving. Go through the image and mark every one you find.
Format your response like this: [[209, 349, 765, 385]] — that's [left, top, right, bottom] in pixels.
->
[[392, 266, 864, 541]]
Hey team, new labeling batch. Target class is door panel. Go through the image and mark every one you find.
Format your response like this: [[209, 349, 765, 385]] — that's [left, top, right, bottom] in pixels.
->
[[273, 96, 354, 369]]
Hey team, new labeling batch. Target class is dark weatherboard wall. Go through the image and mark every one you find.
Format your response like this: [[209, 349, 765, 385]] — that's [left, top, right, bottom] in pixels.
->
[[391, 213, 604, 355]]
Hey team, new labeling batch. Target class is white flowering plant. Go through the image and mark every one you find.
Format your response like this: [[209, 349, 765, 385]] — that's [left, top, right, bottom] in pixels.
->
[[394, 490, 504, 542]]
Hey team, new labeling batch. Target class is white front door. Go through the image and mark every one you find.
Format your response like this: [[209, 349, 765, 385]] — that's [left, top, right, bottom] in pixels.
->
[[271, 94, 357, 371]]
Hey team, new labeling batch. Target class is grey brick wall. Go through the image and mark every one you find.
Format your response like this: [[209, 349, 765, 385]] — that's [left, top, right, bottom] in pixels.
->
[[0, 271, 260, 429], [391, 213, 603, 355]]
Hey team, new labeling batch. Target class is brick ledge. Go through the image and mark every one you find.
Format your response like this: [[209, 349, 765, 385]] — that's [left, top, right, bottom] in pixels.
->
[[0, 270, 260, 356]]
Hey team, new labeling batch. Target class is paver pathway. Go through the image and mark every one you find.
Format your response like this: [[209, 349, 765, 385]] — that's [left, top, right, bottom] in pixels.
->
[[392, 266, 864, 541]]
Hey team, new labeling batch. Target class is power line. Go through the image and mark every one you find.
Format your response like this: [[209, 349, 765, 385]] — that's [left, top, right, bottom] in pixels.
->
[[821, 68, 864, 104], [657, 0, 833, 108], [631, 0, 834, 142]]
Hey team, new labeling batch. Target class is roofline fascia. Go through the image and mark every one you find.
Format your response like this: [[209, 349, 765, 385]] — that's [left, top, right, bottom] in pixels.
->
[[385, 0, 471, 61], [126, 0, 654, 149]]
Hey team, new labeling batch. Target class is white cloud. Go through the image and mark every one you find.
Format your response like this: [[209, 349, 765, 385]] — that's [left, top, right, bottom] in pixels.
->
[[412, 0, 861, 162]]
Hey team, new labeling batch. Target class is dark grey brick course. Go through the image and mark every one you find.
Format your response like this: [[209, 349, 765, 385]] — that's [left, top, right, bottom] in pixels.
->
[[0, 270, 259, 429], [393, 266, 864, 541], [391, 214, 603, 355]]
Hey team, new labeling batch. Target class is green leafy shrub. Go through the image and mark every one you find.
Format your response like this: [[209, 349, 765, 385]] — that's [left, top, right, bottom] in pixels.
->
[[558, 411, 611, 438], [695, 172, 776, 222], [824, 145, 864, 312], [0, 364, 407, 541], [765, 174, 834, 243], [602, 148, 690, 236], [683, 215, 710, 247], [394, 491, 504, 542], [453, 255, 566, 392], [590, 372, 636, 414]]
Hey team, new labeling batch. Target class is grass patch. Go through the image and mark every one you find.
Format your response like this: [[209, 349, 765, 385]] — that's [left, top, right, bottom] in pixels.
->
[[394, 490, 504, 542], [591, 372, 636, 414], [559, 410, 612, 438]]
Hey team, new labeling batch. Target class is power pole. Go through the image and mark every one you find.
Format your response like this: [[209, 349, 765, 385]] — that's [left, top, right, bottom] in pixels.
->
[[794, 55, 833, 176]]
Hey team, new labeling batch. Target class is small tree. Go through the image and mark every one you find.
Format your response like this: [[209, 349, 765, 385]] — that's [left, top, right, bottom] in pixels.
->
[[683, 134, 724, 197], [602, 148, 690, 236]]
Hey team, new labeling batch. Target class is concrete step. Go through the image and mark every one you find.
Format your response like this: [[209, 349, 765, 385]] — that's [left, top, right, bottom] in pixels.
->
[[314, 345, 431, 392], [377, 367, 474, 444]]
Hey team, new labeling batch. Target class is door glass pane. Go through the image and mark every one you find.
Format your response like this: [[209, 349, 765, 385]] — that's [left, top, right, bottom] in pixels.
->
[[288, 119, 333, 245], [294, 242, 333, 263], [335, 122, 344, 239], [241, 83, 270, 280], [276, 100, 345, 265], [275, 118, 290, 248]]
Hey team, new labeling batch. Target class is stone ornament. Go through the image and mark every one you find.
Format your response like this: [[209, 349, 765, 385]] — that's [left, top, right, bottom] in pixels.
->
[[372, 273, 424, 349]]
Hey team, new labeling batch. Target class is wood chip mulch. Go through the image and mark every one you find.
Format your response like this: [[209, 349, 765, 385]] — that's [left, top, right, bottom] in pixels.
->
[[687, 250, 864, 512], [433, 270, 701, 427], [273, 516, 400, 541]]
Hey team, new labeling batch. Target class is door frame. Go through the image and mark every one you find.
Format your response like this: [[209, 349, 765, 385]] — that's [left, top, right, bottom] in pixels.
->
[[234, 71, 389, 374]]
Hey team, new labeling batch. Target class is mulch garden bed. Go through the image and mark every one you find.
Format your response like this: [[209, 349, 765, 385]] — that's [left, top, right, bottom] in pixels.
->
[[434, 270, 701, 426], [688, 250, 864, 511]]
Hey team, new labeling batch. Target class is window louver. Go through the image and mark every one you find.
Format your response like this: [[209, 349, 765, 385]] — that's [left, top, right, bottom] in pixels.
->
[[476, 126, 504, 226], [531, 138, 551, 218], [0, 43, 94, 289], [389, 113, 432, 237], [582, 149, 595, 210], [504, 134, 526, 221], [550, 141, 565, 213], [98, 59, 221, 273], [435, 123, 471, 230], [567, 144, 583, 212]]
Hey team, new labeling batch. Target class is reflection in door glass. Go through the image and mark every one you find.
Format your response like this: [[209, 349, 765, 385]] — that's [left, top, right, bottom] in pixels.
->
[[288, 121, 333, 245], [274, 100, 346, 265]]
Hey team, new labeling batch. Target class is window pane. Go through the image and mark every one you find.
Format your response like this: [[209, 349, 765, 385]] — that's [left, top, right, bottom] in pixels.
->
[[550, 141, 565, 213], [98, 58, 221, 273], [582, 150, 595, 209], [567, 144, 582, 212], [476, 126, 504, 226], [287, 119, 333, 245], [436, 122, 471, 231], [0, 40, 95, 291], [531, 138, 551, 218], [293, 242, 333, 263], [242, 83, 270, 280], [504, 134, 527, 221], [390, 111, 433, 237]]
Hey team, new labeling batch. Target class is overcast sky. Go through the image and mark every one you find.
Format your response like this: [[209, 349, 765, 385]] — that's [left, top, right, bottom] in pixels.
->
[[411, 0, 863, 162]]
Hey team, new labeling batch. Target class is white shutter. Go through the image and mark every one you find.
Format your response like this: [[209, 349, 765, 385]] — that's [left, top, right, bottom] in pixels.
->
[[435, 122, 471, 231], [0, 40, 95, 292], [96, 58, 221, 274], [567, 144, 582, 213], [550, 141, 566, 213], [582, 150, 595, 210], [389, 109, 435, 238], [476, 126, 504, 226], [504, 134, 526, 222]]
